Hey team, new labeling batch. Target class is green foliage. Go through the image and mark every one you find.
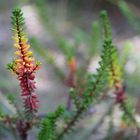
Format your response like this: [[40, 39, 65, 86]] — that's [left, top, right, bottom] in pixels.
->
[[38, 106, 65, 140], [109, 0, 140, 32], [81, 38, 112, 109], [35, 0, 76, 61], [58, 37, 75, 61], [0, 107, 5, 120], [11, 8, 25, 35], [30, 37, 55, 64], [7, 60, 16, 72], [30, 37, 65, 80], [35, 0, 49, 24], [89, 21, 101, 55], [121, 41, 133, 67], [121, 97, 136, 126], [6, 94, 16, 105], [101, 10, 122, 88], [117, 0, 140, 33], [100, 10, 112, 39]]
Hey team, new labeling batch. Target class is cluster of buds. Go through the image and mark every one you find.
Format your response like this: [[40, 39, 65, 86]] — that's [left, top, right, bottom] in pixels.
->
[[8, 8, 41, 116], [109, 63, 126, 104], [109, 60, 126, 104], [67, 57, 77, 87], [107, 46, 125, 104], [114, 85, 126, 104]]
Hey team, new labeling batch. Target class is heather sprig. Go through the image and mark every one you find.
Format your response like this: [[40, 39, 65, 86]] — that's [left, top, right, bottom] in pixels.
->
[[81, 38, 112, 108], [101, 10, 123, 99], [101, 11, 122, 91], [81, 11, 116, 107], [8, 8, 41, 119], [38, 106, 65, 140], [101, 10, 138, 128]]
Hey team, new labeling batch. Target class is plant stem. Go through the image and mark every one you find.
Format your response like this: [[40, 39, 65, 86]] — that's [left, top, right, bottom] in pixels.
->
[[56, 106, 84, 140]]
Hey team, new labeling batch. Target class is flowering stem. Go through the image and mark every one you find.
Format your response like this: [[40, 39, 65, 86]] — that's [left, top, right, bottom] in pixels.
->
[[8, 8, 41, 140]]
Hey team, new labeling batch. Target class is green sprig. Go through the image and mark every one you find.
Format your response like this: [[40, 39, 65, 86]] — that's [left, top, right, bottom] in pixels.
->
[[38, 106, 65, 140], [11, 8, 25, 35]]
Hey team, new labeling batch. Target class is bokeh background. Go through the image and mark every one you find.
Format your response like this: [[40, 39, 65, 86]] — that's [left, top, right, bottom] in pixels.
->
[[0, 0, 140, 140]]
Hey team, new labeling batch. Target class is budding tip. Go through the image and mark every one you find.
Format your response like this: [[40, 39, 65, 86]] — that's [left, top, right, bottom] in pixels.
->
[[100, 10, 108, 18]]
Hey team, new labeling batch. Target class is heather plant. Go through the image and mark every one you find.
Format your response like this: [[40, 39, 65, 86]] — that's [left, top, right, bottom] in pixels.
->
[[7, 8, 41, 140], [0, 7, 139, 140]]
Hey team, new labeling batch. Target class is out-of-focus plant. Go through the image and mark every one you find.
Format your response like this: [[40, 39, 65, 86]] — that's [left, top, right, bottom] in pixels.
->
[[109, 0, 140, 33], [121, 41, 133, 67], [33, 1, 103, 111], [30, 37, 65, 81]]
